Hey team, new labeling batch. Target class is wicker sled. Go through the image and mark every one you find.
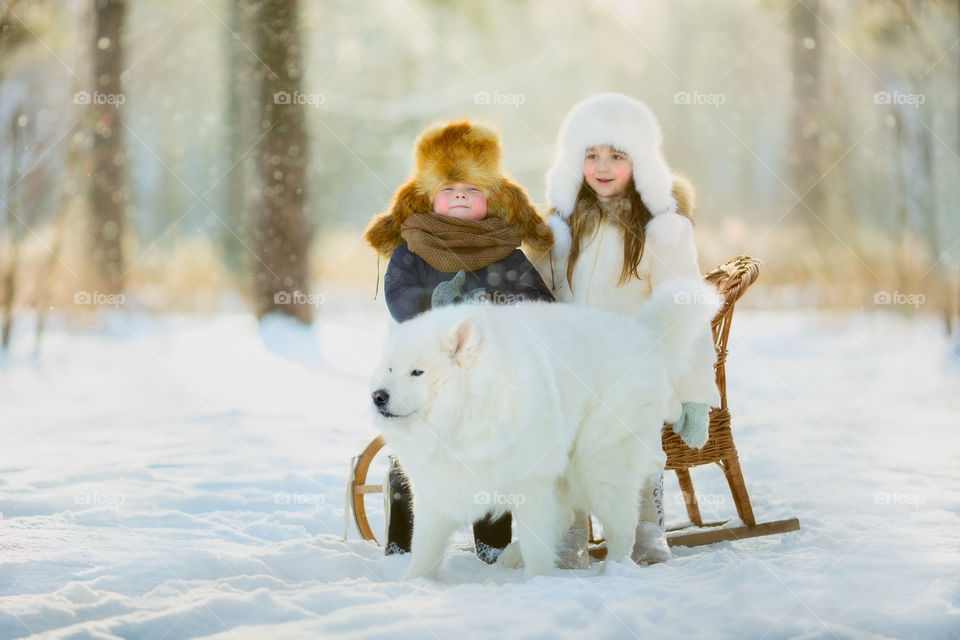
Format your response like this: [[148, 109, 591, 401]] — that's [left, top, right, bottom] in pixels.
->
[[346, 256, 800, 551]]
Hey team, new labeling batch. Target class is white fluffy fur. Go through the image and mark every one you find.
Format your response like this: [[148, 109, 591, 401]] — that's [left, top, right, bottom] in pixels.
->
[[369, 279, 719, 580], [546, 214, 572, 257], [546, 93, 677, 219], [547, 211, 721, 410], [645, 212, 691, 247]]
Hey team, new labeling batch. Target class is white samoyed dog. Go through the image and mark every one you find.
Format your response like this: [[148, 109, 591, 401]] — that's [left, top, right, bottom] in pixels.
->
[[369, 278, 719, 580]]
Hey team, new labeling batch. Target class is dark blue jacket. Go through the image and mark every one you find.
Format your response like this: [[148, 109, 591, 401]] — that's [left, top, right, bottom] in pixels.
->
[[384, 242, 555, 322]]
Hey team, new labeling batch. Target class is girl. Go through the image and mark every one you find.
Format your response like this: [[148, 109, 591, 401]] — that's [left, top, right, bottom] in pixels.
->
[[540, 93, 720, 567]]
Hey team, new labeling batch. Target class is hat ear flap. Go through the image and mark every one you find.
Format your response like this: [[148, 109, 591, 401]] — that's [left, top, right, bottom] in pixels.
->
[[671, 173, 695, 219], [364, 181, 433, 256], [492, 179, 554, 251], [364, 212, 401, 257]]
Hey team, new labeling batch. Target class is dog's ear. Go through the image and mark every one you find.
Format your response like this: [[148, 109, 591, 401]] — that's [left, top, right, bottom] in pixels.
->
[[442, 315, 481, 367]]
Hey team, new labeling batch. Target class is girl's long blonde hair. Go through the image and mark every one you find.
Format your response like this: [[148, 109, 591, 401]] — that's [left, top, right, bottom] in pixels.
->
[[565, 177, 653, 292]]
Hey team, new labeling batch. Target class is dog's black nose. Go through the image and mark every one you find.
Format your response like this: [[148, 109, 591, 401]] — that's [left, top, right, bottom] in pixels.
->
[[372, 389, 389, 407]]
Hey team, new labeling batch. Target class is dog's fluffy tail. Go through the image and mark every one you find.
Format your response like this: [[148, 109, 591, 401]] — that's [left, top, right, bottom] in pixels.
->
[[637, 278, 721, 377]]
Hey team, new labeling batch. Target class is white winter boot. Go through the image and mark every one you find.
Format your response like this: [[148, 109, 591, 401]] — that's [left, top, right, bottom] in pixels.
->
[[631, 472, 671, 565], [555, 510, 590, 570], [498, 510, 591, 570]]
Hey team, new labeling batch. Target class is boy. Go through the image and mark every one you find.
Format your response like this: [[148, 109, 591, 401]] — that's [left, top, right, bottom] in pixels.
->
[[365, 120, 555, 562]]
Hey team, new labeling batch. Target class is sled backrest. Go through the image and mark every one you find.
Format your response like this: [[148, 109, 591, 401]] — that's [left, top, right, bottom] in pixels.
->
[[703, 256, 761, 412]]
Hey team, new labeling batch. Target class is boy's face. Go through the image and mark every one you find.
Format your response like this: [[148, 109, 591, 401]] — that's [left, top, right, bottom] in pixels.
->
[[433, 182, 488, 220], [583, 145, 632, 201]]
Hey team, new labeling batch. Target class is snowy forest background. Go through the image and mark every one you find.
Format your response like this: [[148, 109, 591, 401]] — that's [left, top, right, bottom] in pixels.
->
[[2, 2, 960, 639], [1, 0, 959, 339]]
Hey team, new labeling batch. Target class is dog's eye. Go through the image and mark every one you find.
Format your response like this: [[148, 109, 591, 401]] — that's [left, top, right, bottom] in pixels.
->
[[410, 369, 423, 377]]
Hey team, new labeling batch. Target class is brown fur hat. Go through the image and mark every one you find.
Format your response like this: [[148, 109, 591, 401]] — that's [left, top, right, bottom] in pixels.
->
[[365, 120, 553, 257]]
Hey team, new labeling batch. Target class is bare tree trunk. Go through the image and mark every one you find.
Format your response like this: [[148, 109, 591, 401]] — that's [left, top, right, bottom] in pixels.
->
[[916, 110, 949, 332], [789, 0, 824, 223], [33, 1, 92, 353], [953, 0, 960, 337], [221, 0, 256, 277], [1, 113, 23, 350], [34, 213, 66, 352], [0, 3, 32, 351], [0, 2, 30, 56], [892, 110, 910, 296], [891, 71, 944, 319], [89, 0, 128, 295], [36, 123, 82, 352], [250, 0, 312, 323]]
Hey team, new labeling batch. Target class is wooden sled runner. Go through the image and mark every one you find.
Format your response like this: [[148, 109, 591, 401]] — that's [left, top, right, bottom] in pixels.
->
[[346, 256, 800, 551]]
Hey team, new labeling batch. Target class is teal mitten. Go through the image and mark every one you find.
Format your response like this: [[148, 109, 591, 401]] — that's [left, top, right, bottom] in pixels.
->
[[672, 402, 710, 449], [431, 270, 466, 308]]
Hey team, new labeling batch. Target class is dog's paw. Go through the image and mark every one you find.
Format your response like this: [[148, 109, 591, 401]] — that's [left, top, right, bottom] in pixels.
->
[[523, 562, 556, 580], [495, 541, 524, 569], [402, 561, 440, 581]]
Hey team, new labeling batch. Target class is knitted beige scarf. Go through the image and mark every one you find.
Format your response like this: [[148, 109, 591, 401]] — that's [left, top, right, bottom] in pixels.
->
[[400, 213, 521, 273]]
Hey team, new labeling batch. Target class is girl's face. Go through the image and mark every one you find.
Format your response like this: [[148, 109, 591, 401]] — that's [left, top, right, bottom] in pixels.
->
[[433, 182, 488, 220], [583, 145, 632, 201]]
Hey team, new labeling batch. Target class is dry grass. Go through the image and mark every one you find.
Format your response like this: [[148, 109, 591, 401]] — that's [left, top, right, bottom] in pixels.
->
[[699, 216, 955, 314], [1, 222, 955, 325], [309, 228, 382, 291]]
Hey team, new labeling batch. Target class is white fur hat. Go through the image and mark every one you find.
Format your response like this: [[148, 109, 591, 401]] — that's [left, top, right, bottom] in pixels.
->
[[546, 93, 677, 219]]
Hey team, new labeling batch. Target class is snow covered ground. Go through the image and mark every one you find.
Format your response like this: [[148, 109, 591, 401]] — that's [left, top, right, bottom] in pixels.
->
[[1, 292, 958, 639]]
